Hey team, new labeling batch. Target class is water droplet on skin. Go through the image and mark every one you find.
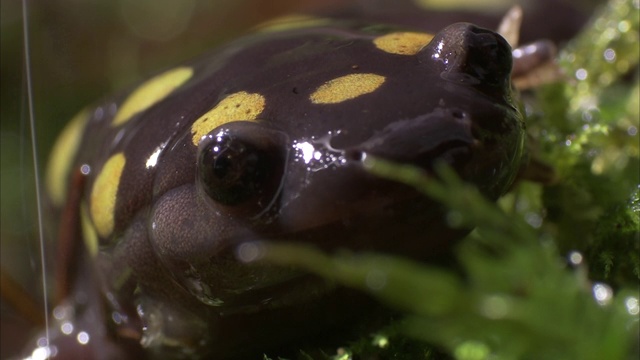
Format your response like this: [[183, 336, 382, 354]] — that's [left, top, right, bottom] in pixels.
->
[[237, 242, 264, 263]]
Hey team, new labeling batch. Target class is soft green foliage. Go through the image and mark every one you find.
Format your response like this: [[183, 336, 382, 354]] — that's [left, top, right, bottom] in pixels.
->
[[529, 0, 639, 286], [260, 1, 639, 359]]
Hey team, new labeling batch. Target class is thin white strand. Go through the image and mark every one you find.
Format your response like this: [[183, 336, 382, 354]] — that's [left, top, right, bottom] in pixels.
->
[[22, 0, 51, 345]]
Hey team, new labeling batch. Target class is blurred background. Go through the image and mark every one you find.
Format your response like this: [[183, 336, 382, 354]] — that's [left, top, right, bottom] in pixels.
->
[[0, 0, 607, 358]]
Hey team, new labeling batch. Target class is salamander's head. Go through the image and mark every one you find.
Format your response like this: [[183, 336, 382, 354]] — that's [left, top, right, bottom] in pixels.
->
[[145, 21, 523, 307]]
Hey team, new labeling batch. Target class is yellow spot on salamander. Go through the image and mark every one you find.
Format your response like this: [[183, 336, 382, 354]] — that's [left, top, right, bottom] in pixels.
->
[[255, 15, 331, 33], [90, 152, 126, 238], [373, 32, 434, 55], [112, 67, 193, 126], [46, 109, 89, 207], [310, 73, 386, 104], [191, 92, 266, 145], [81, 202, 99, 256]]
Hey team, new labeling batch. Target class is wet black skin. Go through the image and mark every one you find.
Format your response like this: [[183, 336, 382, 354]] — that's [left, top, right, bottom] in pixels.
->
[[41, 19, 524, 359]]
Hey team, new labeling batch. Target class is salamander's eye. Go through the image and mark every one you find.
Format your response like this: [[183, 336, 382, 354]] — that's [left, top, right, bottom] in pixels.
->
[[197, 121, 288, 217]]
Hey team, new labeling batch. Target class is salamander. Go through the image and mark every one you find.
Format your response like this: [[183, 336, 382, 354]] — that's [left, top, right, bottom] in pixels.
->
[[28, 9, 542, 359]]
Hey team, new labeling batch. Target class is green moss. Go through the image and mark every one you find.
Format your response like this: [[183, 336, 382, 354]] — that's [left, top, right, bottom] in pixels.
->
[[532, 0, 639, 287]]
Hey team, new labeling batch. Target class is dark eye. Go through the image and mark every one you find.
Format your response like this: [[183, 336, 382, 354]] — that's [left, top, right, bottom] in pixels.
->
[[197, 121, 288, 217]]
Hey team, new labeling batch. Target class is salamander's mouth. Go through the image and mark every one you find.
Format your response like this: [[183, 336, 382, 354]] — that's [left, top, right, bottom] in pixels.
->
[[170, 192, 468, 311], [171, 251, 326, 313], [347, 106, 477, 169]]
